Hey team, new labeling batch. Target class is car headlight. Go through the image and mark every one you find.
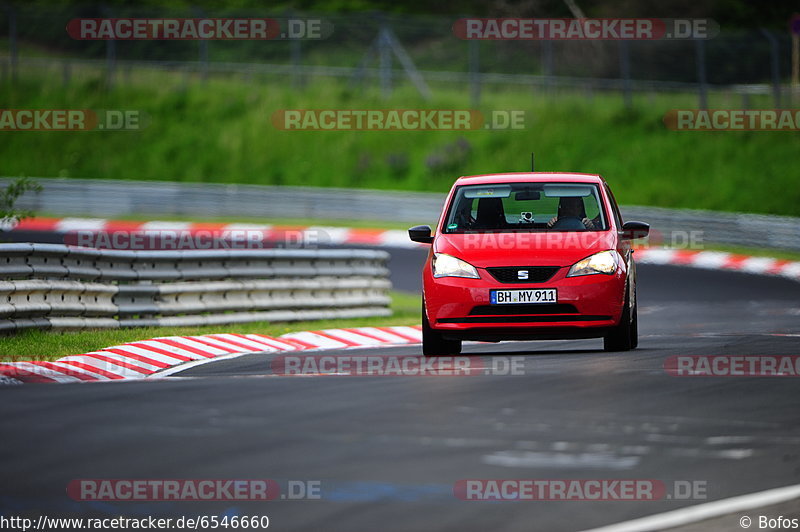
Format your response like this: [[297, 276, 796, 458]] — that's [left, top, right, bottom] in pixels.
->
[[567, 250, 620, 277], [433, 253, 480, 279]]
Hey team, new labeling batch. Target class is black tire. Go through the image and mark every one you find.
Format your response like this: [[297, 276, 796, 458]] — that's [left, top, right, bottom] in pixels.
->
[[629, 287, 639, 349], [603, 285, 637, 352], [422, 301, 462, 356]]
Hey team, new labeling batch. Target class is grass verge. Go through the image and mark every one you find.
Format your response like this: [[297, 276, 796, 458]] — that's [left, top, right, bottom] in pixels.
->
[[0, 291, 421, 363], [1, 71, 799, 217]]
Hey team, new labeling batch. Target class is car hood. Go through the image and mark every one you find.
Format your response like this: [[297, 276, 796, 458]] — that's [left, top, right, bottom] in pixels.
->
[[433, 231, 617, 268]]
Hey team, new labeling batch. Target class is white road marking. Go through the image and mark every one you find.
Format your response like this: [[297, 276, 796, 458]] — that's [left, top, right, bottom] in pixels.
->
[[482, 450, 640, 470], [579, 482, 800, 532]]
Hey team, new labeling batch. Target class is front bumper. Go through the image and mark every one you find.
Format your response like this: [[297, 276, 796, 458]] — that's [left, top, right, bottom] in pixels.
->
[[424, 265, 626, 340]]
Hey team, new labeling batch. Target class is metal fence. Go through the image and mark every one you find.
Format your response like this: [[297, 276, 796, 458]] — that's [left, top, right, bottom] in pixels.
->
[[4, 177, 800, 252], [0, 6, 796, 107], [0, 243, 391, 331]]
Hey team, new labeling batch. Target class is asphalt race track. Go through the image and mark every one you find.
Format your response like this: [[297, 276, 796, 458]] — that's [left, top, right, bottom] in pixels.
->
[[1, 246, 800, 531]]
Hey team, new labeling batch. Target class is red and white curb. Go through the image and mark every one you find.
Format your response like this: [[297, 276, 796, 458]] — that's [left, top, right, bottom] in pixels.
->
[[0, 326, 423, 385], [634, 248, 800, 282], [8, 217, 421, 249], [8, 217, 800, 281]]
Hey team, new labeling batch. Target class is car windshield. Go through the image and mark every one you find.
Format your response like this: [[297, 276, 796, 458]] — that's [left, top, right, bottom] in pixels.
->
[[443, 182, 608, 233]]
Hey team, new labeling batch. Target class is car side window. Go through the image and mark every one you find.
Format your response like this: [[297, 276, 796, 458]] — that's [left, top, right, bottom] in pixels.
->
[[604, 185, 623, 228]]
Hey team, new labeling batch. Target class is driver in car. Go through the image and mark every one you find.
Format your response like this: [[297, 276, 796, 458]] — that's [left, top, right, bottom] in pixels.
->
[[546, 196, 598, 230]]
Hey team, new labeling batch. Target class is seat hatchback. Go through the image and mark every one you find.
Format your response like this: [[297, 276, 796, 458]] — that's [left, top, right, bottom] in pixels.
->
[[408, 173, 649, 355]]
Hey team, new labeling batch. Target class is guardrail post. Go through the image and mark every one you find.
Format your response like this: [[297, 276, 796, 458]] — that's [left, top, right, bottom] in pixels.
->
[[103, 7, 116, 89], [695, 39, 708, 110], [195, 7, 209, 82], [619, 39, 632, 109], [469, 39, 480, 107], [378, 15, 392, 99], [291, 38, 303, 87], [760, 29, 782, 109], [62, 59, 71, 87], [7, 4, 18, 83], [287, 9, 303, 88], [541, 39, 554, 95]]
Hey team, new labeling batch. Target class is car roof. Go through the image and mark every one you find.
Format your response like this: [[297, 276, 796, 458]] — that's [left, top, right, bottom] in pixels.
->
[[454, 172, 605, 186]]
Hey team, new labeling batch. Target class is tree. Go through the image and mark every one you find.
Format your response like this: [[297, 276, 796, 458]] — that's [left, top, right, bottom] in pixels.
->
[[0, 177, 42, 228]]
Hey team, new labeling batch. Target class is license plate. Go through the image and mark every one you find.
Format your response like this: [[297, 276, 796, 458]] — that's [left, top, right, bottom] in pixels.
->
[[490, 288, 557, 305]]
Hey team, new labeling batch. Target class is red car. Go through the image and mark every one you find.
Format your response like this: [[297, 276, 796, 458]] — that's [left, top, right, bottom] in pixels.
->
[[408, 173, 649, 355]]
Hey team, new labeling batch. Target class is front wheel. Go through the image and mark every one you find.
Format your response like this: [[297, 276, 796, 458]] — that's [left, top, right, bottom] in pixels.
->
[[603, 286, 637, 352], [422, 301, 462, 356]]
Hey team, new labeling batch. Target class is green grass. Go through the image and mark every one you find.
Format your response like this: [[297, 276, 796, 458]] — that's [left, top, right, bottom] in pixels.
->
[[1, 68, 799, 217], [0, 291, 421, 362]]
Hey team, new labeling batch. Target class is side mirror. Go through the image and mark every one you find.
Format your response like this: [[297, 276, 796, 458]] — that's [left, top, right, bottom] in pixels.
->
[[408, 225, 434, 244], [621, 221, 650, 240]]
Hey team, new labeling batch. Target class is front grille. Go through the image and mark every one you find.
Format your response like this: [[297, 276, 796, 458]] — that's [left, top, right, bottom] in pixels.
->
[[469, 304, 578, 316], [487, 266, 559, 284]]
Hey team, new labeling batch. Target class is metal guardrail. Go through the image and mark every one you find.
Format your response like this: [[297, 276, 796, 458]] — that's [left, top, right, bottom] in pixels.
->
[[4, 177, 800, 252], [622, 205, 800, 252], [0, 243, 391, 332], [2, 177, 445, 224]]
